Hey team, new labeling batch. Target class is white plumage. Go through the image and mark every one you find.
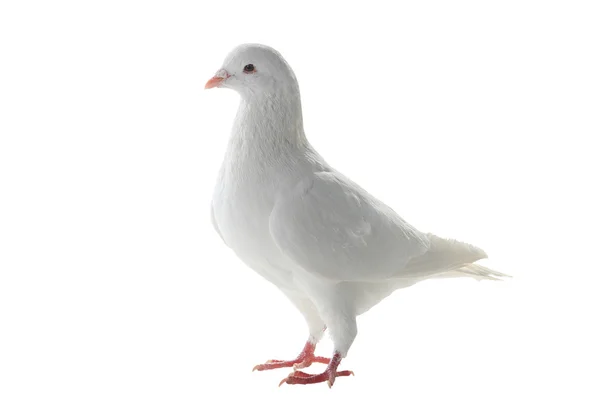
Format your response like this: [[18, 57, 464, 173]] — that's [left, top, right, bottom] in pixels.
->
[[206, 43, 509, 387]]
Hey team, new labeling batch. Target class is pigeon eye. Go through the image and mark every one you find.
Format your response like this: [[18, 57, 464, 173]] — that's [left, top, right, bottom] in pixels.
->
[[243, 64, 255, 73]]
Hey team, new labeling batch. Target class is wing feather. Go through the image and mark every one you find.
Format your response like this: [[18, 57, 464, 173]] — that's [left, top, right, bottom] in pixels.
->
[[269, 171, 429, 282]]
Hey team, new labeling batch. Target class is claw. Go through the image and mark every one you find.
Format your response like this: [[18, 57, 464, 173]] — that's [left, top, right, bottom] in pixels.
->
[[278, 375, 288, 387]]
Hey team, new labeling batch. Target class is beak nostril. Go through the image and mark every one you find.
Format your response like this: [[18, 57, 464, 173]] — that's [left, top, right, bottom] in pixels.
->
[[215, 69, 230, 79]]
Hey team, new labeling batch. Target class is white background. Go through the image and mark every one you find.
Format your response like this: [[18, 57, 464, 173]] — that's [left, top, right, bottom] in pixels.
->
[[1, 1, 599, 399]]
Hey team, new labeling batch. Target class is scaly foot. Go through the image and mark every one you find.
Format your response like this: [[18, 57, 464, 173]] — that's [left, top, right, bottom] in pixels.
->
[[252, 341, 330, 372], [278, 352, 353, 387]]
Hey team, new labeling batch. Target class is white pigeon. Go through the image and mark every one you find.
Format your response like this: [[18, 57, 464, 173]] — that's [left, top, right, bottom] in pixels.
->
[[205, 43, 509, 387]]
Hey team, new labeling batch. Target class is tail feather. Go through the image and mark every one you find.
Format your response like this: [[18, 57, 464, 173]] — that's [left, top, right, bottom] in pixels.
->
[[396, 233, 510, 281], [434, 263, 512, 281]]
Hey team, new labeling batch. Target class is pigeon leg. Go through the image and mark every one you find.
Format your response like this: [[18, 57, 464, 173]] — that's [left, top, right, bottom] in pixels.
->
[[278, 351, 354, 387], [253, 340, 330, 371], [279, 288, 357, 387]]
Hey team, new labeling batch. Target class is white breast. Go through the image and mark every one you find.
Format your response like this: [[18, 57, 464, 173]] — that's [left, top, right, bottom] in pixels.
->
[[210, 93, 324, 292], [211, 150, 300, 291]]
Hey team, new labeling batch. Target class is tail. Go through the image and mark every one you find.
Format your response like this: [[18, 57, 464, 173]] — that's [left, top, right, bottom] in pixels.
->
[[396, 233, 511, 281], [432, 263, 512, 281]]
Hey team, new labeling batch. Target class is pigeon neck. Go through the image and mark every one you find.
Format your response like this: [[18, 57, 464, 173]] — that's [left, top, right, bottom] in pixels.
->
[[234, 90, 307, 147]]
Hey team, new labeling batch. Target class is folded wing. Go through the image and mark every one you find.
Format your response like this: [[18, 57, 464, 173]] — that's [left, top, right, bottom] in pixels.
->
[[269, 171, 430, 282]]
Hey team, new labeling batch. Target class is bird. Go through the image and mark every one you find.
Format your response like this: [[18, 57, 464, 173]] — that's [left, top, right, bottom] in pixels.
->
[[204, 43, 509, 387]]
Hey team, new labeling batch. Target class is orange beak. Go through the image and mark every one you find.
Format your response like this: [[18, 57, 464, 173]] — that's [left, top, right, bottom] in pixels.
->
[[205, 71, 230, 89], [205, 76, 224, 89]]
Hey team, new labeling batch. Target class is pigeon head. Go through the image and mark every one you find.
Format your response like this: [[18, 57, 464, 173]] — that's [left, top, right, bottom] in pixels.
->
[[204, 43, 299, 97]]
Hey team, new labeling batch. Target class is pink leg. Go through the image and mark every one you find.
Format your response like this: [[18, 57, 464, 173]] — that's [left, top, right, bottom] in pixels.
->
[[279, 351, 354, 388], [252, 341, 331, 372]]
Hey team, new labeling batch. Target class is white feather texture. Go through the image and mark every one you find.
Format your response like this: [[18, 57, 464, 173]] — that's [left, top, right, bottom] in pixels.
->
[[208, 43, 509, 384]]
